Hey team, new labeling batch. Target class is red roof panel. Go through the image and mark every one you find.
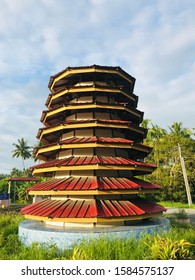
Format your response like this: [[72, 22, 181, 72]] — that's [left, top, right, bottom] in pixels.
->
[[60, 200, 75, 217], [38, 137, 135, 147], [7, 177, 39, 182], [31, 156, 156, 170], [27, 177, 161, 192], [21, 197, 166, 219], [76, 201, 90, 218]]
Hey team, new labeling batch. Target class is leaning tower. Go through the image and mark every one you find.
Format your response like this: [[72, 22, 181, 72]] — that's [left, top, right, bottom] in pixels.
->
[[21, 65, 166, 229]]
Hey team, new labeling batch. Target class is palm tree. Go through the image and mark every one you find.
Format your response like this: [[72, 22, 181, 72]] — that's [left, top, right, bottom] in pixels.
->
[[141, 119, 153, 143], [168, 122, 193, 138], [150, 124, 167, 142], [141, 119, 152, 129], [10, 167, 23, 177], [12, 138, 32, 171]]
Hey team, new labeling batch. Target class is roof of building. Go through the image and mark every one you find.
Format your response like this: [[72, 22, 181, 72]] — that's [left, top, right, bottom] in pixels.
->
[[34, 137, 152, 153], [45, 84, 138, 108], [26, 176, 161, 192], [41, 101, 143, 125], [48, 65, 136, 89], [60, 136, 135, 144], [37, 119, 146, 142], [7, 177, 39, 182], [21, 197, 166, 219], [30, 156, 156, 170]]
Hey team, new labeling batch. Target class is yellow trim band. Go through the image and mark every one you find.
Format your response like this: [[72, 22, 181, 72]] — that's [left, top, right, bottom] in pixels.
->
[[50, 68, 133, 91], [47, 87, 135, 108], [29, 189, 159, 196], [38, 121, 144, 142], [35, 142, 150, 160], [42, 103, 141, 124], [32, 165, 154, 175], [24, 212, 162, 223]]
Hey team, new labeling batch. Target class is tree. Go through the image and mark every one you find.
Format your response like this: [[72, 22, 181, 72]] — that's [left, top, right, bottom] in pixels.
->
[[141, 119, 152, 129], [145, 134, 195, 203], [150, 124, 167, 142], [12, 138, 32, 171], [10, 168, 24, 177], [140, 120, 195, 203], [168, 122, 194, 138], [141, 120, 167, 144]]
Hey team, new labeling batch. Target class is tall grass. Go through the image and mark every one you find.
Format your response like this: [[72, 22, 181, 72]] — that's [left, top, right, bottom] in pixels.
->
[[0, 212, 194, 260], [71, 225, 195, 260]]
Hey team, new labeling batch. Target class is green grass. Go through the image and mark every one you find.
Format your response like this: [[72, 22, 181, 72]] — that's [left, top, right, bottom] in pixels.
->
[[160, 201, 195, 208], [0, 212, 194, 260]]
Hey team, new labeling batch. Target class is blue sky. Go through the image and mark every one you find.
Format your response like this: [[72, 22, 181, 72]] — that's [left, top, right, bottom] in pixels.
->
[[0, 0, 195, 174]]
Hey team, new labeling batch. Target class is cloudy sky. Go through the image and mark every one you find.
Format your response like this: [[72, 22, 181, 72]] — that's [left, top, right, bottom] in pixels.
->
[[0, 0, 195, 174]]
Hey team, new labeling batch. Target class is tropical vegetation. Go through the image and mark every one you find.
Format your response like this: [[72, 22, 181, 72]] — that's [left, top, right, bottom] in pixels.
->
[[140, 120, 195, 204], [12, 138, 32, 173]]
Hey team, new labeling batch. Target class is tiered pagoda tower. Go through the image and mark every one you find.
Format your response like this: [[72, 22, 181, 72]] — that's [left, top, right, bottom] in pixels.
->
[[21, 65, 166, 228]]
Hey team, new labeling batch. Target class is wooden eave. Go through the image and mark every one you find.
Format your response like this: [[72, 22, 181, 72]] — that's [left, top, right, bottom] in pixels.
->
[[46, 86, 137, 109], [41, 102, 143, 126], [37, 120, 146, 143], [49, 65, 135, 92], [35, 140, 151, 161]]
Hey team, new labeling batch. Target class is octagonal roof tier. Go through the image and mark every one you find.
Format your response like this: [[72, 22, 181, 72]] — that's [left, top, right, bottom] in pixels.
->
[[48, 65, 136, 94], [21, 197, 166, 222], [34, 137, 152, 161]]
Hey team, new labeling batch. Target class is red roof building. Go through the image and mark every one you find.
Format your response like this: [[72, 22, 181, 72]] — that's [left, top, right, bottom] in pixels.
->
[[21, 65, 166, 227]]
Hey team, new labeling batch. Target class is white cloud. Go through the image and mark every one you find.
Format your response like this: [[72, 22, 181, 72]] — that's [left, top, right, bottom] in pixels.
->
[[0, 0, 195, 173]]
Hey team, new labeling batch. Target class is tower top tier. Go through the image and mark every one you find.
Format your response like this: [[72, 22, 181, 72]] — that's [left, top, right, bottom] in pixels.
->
[[48, 64, 136, 94]]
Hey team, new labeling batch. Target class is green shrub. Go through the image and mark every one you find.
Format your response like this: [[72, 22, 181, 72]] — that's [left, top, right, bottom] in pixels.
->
[[174, 209, 188, 219], [146, 234, 194, 260]]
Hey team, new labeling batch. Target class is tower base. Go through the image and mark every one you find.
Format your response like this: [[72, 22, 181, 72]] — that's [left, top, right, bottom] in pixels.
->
[[19, 217, 170, 250]]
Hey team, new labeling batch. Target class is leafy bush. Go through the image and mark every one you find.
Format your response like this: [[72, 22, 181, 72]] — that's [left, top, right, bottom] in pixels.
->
[[146, 234, 193, 260], [174, 209, 188, 219]]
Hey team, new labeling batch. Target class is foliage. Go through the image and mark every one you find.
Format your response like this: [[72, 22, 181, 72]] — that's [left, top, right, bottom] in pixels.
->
[[71, 245, 88, 260], [0, 177, 9, 194], [147, 234, 193, 260], [168, 122, 194, 138], [0, 212, 194, 260], [174, 209, 188, 219], [0, 175, 34, 203], [141, 120, 195, 203], [0, 174, 7, 180]]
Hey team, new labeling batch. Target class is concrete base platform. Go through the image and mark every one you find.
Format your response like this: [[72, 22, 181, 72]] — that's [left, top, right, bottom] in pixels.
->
[[19, 217, 170, 249]]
